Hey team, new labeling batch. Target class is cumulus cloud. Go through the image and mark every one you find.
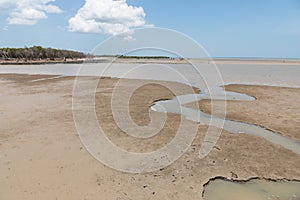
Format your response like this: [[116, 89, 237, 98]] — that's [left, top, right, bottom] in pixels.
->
[[0, 0, 62, 25], [68, 0, 149, 35]]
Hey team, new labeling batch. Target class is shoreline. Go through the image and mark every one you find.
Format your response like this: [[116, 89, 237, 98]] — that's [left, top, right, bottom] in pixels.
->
[[1, 57, 300, 65]]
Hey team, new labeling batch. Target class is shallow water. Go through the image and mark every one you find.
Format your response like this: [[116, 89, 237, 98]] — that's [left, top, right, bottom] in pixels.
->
[[151, 84, 300, 155], [0, 63, 300, 87], [203, 178, 300, 200], [151, 94, 300, 155]]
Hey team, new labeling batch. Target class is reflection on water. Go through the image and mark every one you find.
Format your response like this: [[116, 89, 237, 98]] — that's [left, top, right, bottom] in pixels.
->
[[203, 178, 300, 200]]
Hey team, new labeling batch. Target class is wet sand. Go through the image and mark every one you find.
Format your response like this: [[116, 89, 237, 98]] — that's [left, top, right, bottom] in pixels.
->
[[192, 85, 300, 143], [0, 74, 299, 200]]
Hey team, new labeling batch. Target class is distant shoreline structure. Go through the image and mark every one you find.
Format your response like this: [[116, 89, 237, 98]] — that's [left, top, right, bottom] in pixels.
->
[[1, 56, 300, 65], [0, 46, 299, 65]]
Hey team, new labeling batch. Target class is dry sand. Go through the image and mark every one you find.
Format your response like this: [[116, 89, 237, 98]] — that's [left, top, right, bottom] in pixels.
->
[[0, 74, 299, 200]]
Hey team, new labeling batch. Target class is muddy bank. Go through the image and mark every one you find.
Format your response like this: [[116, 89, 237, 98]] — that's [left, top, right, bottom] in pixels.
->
[[202, 177, 300, 200]]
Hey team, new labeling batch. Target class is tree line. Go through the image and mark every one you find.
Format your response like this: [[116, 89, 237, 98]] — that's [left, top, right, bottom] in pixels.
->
[[118, 55, 172, 59], [0, 46, 86, 60]]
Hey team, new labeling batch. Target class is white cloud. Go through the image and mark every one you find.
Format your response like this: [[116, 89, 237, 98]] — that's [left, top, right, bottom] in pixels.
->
[[2, 26, 8, 31], [68, 0, 149, 35], [0, 0, 62, 25], [123, 35, 136, 42]]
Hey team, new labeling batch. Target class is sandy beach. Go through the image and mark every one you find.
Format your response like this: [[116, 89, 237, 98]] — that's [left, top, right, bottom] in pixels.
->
[[0, 74, 299, 200], [1, 0, 300, 198]]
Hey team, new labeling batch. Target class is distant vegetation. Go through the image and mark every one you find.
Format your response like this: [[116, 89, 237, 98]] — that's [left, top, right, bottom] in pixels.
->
[[118, 55, 173, 59], [0, 46, 86, 61]]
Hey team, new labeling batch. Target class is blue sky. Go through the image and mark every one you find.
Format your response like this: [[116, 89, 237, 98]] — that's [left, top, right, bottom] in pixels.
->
[[0, 0, 300, 58]]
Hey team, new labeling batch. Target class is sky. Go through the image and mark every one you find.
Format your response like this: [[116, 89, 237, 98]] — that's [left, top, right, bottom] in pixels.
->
[[0, 0, 300, 58]]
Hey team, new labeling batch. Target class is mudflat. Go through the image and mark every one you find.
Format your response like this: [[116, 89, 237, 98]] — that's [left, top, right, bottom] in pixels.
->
[[193, 85, 300, 142], [0, 74, 299, 200]]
